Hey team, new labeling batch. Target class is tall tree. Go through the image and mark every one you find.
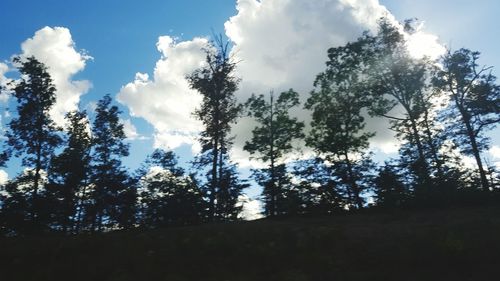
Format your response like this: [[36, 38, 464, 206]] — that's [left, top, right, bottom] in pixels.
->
[[0, 84, 10, 167], [5, 56, 61, 228], [292, 158, 343, 215], [0, 171, 43, 235], [433, 49, 500, 191], [373, 163, 408, 208], [306, 39, 375, 209], [188, 36, 244, 220], [137, 149, 206, 227], [46, 110, 91, 233], [244, 89, 304, 216], [367, 19, 443, 186], [89, 94, 134, 231]]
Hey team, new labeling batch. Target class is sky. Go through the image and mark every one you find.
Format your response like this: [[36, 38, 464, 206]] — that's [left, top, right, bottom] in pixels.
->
[[0, 0, 499, 214]]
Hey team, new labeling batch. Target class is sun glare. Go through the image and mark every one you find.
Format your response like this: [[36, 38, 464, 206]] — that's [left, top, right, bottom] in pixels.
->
[[406, 30, 446, 60]]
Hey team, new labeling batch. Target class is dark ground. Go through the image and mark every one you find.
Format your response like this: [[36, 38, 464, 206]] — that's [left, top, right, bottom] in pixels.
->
[[1, 207, 500, 281]]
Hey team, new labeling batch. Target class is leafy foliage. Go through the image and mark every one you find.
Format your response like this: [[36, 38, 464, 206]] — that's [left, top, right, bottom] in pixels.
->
[[137, 149, 206, 227], [187, 36, 245, 220], [244, 89, 304, 216], [434, 48, 500, 190], [88, 94, 135, 231], [46, 110, 92, 233], [2, 56, 61, 233], [305, 37, 376, 209]]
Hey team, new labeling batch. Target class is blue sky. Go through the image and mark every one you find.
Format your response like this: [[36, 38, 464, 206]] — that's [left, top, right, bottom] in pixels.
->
[[0, 0, 237, 170], [0, 0, 499, 201]]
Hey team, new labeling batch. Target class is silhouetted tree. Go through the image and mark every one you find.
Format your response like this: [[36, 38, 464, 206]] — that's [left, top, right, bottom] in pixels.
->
[[188, 35, 244, 220], [0, 171, 43, 235], [215, 160, 248, 220], [4, 56, 61, 232], [137, 149, 206, 227], [292, 158, 343, 215], [433, 48, 500, 191], [367, 19, 444, 187], [46, 110, 91, 233], [244, 89, 304, 216], [373, 163, 408, 208], [88, 95, 135, 231], [0, 85, 9, 167], [306, 39, 375, 209]]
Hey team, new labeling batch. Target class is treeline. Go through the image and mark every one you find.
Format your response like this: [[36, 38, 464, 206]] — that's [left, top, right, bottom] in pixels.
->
[[0, 19, 499, 235]]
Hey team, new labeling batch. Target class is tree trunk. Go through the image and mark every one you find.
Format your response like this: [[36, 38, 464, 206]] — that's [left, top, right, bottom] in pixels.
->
[[268, 92, 276, 217], [32, 142, 42, 225], [210, 137, 218, 220], [75, 184, 87, 233], [463, 116, 489, 191], [344, 152, 363, 209], [408, 116, 431, 185], [422, 108, 444, 179], [218, 142, 225, 218]]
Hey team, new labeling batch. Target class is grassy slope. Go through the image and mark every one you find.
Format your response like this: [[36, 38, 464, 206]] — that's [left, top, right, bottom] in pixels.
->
[[1, 207, 500, 281]]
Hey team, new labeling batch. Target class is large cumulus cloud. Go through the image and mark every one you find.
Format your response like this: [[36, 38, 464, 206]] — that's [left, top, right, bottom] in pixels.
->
[[225, 0, 390, 95], [225, 0, 396, 165], [19, 26, 92, 126], [118, 0, 445, 166], [117, 36, 208, 151]]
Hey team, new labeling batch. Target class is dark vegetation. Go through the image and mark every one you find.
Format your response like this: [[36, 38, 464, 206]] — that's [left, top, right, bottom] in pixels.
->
[[2, 207, 500, 281]]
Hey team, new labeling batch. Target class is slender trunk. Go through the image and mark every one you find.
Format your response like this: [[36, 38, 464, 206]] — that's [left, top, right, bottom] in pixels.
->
[[451, 86, 489, 191], [422, 108, 444, 179], [90, 210, 97, 233], [210, 135, 218, 220], [75, 183, 87, 233], [97, 212, 103, 232], [32, 142, 42, 225], [62, 190, 69, 234], [269, 155, 276, 217], [268, 92, 276, 217], [62, 215, 68, 234], [408, 116, 431, 185], [62, 181, 74, 234], [66, 183, 79, 234], [463, 115, 489, 191], [218, 141, 225, 218], [344, 152, 363, 209]]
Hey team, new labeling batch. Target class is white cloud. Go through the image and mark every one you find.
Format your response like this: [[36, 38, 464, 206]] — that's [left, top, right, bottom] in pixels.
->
[[153, 131, 200, 154], [461, 155, 478, 170], [118, 0, 446, 167], [224, 0, 398, 165], [224, 0, 449, 167], [370, 139, 400, 155], [225, 0, 390, 95], [0, 169, 8, 185], [405, 22, 446, 60], [117, 36, 207, 150], [122, 118, 147, 140], [0, 63, 7, 77], [19, 26, 92, 126], [230, 144, 269, 169], [490, 146, 500, 159], [0, 62, 10, 103], [237, 194, 264, 220], [489, 146, 500, 169]]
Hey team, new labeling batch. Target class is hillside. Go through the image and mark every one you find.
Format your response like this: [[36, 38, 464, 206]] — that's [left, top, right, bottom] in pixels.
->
[[1, 207, 500, 281]]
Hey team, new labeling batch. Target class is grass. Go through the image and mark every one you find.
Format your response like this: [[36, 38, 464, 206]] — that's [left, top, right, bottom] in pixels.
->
[[1, 207, 500, 280]]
